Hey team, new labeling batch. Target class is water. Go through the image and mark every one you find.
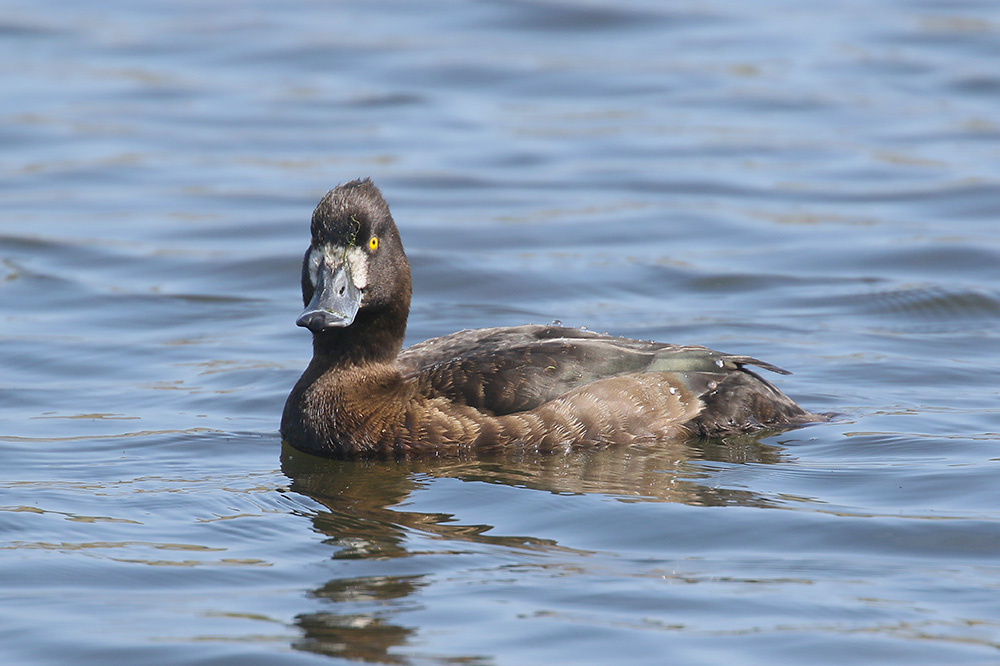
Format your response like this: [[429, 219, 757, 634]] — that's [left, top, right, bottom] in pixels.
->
[[3, 0, 1000, 663]]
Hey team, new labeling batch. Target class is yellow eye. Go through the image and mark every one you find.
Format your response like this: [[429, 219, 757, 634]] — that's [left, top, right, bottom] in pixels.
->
[[368, 236, 379, 251]]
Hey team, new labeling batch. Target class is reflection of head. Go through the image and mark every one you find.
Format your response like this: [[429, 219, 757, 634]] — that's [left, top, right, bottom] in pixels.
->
[[292, 575, 425, 664]]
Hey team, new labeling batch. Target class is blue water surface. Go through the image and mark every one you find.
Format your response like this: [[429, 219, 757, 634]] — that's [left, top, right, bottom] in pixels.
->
[[3, 1, 1000, 664]]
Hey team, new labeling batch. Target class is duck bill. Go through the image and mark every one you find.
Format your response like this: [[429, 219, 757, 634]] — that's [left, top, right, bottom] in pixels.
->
[[296, 259, 362, 332]]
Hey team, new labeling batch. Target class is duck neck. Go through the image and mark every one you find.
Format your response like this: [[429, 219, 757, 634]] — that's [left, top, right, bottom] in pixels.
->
[[310, 302, 408, 369]]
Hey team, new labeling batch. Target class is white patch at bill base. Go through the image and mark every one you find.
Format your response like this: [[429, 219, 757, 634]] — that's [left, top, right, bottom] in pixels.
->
[[345, 246, 369, 290], [306, 246, 324, 287], [307, 245, 368, 291]]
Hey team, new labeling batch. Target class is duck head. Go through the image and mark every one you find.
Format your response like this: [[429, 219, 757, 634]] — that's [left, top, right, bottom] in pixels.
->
[[297, 179, 412, 360]]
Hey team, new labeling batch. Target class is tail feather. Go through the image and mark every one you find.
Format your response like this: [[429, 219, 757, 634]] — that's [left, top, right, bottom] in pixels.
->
[[684, 367, 825, 437]]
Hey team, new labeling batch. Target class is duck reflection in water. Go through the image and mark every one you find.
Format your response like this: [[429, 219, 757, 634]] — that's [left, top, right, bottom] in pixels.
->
[[281, 434, 795, 663]]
